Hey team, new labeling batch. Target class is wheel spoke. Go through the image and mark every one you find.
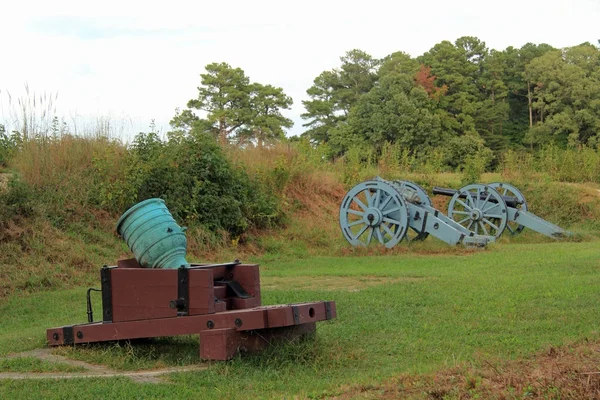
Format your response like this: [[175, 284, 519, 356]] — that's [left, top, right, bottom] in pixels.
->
[[374, 189, 381, 208], [474, 222, 479, 235], [456, 199, 471, 210], [465, 193, 476, 208], [479, 221, 489, 236], [376, 226, 385, 244], [475, 191, 482, 209], [506, 224, 515, 234], [347, 209, 364, 216], [483, 218, 500, 231], [353, 197, 367, 211], [383, 217, 402, 226], [457, 217, 470, 224], [480, 192, 491, 210], [503, 187, 508, 196], [482, 203, 500, 213], [347, 220, 364, 228], [378, 195, 392, 211], [366, 227, 374, 245], [381, 224, 394, 239], [383, 206, 401, 216], [452, 211, 469, 215], [353, 224, 368, 241], [365, 190, 373, 207], [467, 220, 474, 230]]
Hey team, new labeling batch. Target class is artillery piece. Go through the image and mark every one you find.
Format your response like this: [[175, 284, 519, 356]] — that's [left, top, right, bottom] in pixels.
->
[[47, 199, 335, 361], [433, 182, 571, 239], [339, 178, 495, 248]]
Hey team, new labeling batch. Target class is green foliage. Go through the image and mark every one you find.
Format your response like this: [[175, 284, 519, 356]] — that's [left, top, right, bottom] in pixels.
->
[[174, 62, 293, 146], [0, 125, 21, 168], [300, 38, 600, 173], [0, 177, 38, 236], [460, 147, 493, 185], [301, 49, 379, 143], [499, 144, 600, 183], [524, 44, 600, 147], [339, 79, 444, 153], [119, 131, 282, 237]]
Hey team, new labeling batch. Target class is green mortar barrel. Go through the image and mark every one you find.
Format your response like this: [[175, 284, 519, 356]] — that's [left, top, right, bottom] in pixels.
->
[[116, 198, 189, 269]]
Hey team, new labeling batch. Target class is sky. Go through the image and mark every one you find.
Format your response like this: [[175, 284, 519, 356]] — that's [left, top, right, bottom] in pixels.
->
[[0, 0, 598, 140]]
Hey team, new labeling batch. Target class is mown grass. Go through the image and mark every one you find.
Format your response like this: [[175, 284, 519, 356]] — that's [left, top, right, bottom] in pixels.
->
[[0, 357, 84, 373], [1, 240, 599, 399]]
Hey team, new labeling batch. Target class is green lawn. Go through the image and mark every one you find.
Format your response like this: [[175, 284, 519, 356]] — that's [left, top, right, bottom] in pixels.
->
[[1, 240, 599, 399]]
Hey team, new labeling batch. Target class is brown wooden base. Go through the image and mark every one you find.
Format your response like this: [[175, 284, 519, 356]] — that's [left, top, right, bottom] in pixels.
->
[[200, 323, 316, 360], [47, 302, 335, 360]]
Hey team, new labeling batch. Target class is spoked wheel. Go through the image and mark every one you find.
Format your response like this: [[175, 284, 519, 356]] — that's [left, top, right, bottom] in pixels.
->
[[339, 180, 409, 248], [447, 184, 508, 238], [489, 182, 527, 235], [392, 180, 431, 241]]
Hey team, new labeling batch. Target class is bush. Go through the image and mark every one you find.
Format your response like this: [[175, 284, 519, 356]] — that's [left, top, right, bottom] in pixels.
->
[[0, 125, 21, 168], [117, 130, 282, 237]]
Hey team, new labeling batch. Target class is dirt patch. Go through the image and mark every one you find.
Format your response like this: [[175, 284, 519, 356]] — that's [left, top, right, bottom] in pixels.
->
[[262, 275, 426, 291], [333, 339, 600, 399], [561, 182, 600, 205], [431, 195, 450, 214], [0, 349, 206, 383]]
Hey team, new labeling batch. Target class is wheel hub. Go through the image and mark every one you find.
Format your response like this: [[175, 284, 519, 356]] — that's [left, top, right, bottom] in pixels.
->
[[363, 207, 383, 226], [470, 208, 482, 221]]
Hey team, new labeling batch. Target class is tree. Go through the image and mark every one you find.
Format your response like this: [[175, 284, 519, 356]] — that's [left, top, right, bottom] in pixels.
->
[[331, 73, 443, 153], [475, 49, 510, 152], [174, 63, 293, 146], [336, 49, 380, 114], [414, 64, 448, 101], [242, 84, 293, 148], [378, 51, 419, 78], [185, 62, 251, 144], [418, 38, 484, 136], [300, 70, 340, 142], [524, 44, 600, 146], [301, 49, 378, 142]]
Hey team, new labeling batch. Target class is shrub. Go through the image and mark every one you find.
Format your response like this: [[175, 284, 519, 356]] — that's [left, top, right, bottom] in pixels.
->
[[119, 130, 282, 237]]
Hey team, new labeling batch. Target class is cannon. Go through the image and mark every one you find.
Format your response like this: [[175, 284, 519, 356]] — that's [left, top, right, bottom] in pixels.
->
[[47, 199, 336, 361], [433, 182, 571, 239], [339, 178, 495, 248]]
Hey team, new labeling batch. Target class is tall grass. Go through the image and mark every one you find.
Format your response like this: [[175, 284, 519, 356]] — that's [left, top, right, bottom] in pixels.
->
[[0, 85, 58, 141], [501, 144, 600, 183]]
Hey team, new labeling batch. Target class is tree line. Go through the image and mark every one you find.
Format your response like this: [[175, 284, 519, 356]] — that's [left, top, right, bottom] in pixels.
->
[[170, 37, 600, 167], [3, 37, 598, 169]]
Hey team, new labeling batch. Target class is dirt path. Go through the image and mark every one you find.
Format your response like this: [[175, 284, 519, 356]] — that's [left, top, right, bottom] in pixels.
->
[[0, 348, 206, 383]]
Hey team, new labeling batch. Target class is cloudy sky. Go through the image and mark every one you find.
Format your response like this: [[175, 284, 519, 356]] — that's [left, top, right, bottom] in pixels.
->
[[0, 0, 598, 140]]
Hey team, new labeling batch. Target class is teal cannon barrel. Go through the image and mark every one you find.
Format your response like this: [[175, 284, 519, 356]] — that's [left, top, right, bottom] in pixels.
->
[[116, 198, 189, 269]]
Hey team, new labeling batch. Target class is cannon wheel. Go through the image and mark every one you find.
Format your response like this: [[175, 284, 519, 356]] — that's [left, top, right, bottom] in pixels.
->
[[447, 184, 508, 238], [488, 182, 528, 235], [339, 180, 409, 248], [392, 180, 431, 241]]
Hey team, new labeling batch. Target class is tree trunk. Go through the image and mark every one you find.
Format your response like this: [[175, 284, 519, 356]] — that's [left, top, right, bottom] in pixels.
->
[[527, 82, 533, 128], [257, 129, 263, 149], [491, 89, 495, 136], [219, 118, 227, 145]]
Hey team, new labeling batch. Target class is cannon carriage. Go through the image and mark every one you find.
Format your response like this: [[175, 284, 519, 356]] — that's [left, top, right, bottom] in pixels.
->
[[434, 182, 571, 240], [47, 199, 335, 361], [340, 178, 571, 248], [339, 178, 495, 248]]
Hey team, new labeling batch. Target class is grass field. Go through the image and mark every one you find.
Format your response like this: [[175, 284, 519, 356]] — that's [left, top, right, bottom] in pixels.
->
[[1, 239, 599, 399]]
